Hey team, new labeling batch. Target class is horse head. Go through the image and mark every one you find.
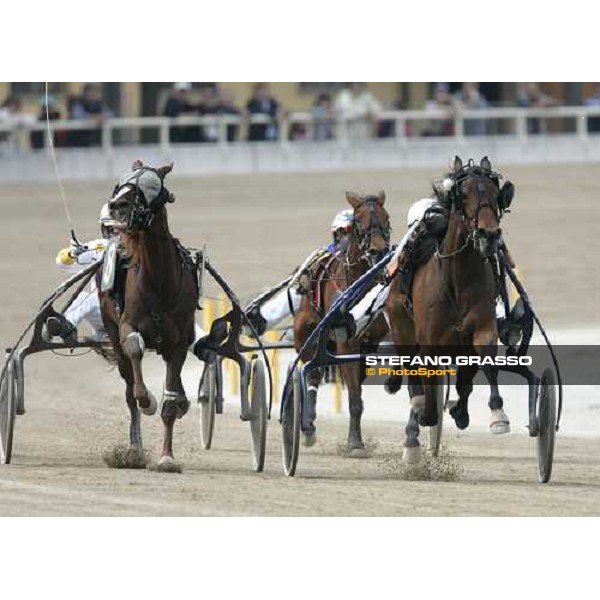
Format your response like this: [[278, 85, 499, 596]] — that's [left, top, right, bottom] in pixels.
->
[[442, 156, 515, 259], [345, 190, 391, 266], [108, 160, 175, 231]]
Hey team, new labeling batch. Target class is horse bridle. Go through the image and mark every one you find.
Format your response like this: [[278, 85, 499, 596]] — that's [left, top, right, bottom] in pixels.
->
[[448, 165, 502, 227], [110, 167, 173, 230], [351, 197, 391, 262]]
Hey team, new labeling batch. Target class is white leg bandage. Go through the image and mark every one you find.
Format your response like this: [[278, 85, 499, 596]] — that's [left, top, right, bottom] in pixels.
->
[[260, 287, 302, 330]]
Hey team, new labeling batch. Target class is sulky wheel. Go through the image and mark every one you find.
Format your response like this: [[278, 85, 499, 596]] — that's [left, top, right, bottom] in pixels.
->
[[249, 357, 268, 472], [0, 359, 17, 465], [198, 360, 217, 450], [537, 368, 557, 484], [428, 382, 445, 457], [281, 365, 302, 477]]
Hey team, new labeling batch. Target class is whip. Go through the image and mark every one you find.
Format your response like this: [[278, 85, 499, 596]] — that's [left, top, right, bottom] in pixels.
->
[[44, 82, 83, 248]]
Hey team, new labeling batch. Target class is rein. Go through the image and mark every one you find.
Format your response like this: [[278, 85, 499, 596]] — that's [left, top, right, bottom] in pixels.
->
[[436, 231, 473, 259]]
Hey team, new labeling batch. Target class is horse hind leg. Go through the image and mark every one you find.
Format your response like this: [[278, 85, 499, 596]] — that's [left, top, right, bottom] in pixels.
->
[[121, 330, 157, 416], [157, 347, 188, 472], [483, 365, 510, 434]]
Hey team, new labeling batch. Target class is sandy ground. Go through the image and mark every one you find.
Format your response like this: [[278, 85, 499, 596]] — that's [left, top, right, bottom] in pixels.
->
[[1, 164, 599, 516]]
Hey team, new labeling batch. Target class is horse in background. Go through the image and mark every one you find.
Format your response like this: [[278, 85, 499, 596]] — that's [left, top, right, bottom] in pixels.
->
[[294, 191, 390, 457], [99, 160, 198, 471], [386, 156, 512, 462]]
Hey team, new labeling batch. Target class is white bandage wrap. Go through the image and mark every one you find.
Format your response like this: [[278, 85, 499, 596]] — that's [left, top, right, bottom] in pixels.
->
[[126, 332, 145, 354]]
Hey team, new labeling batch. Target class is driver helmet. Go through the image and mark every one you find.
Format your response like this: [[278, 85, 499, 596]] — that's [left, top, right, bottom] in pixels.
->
[[330, 209, 354, 241]]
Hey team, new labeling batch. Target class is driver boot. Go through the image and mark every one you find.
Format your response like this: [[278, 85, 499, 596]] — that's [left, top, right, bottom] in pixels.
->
[[45, 313, 77, 344]]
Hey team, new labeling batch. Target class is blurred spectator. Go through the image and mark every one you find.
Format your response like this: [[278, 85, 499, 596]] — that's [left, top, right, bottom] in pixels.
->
[[69, 83, 114, 147], [311, 94, 334, 140], [30, 95, 67, 150], [453, 83, 488, 136], [334, 83, 381, 140], [289, 122, 308, 141], [214, 89, 241, 142], [378, 95, 413, 138], [518, 83, 558, 134], [197, 86, 219, 142], [585, 83, 600, 133], [164, 82, 201, 143], [246, 83, 280, 141], [422, 83, 454, 137], [0, 96, 35, 148]]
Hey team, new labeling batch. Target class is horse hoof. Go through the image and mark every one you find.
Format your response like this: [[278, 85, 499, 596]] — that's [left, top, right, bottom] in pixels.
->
[[449, 406, 469, 430], [303, 431, 317, 447], [347, 445, 368, 459], [402, 445, 422, 464], [490, 409, 510, 434], [384, 375, 402, 395], [157, 456, 182, 473], [139, 390, 157, 416], [418, 411, 438, 427]]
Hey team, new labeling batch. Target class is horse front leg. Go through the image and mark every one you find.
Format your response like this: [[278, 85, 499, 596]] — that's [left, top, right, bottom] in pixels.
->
[[158, 346, 188, 471], [302, 368, 320, 447], [112, 323, 146, 468], [449, 365, 478, 430], [340, 360, 367, 458], [474, 324, 510, 434], [403, 374, 424, 463], [120, 324, 157, 416], [483, 365, 510, 434]]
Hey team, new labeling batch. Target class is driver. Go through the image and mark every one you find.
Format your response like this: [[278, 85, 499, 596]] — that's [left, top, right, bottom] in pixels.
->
[[244, 208, 354, 335], [45, 203, 223, 361]]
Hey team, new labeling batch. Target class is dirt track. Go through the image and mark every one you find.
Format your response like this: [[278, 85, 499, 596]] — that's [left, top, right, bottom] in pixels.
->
[[1, 164, 600, 516]]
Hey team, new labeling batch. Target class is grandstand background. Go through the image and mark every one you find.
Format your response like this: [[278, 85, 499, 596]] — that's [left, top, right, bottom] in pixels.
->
[[1, 82, 596, 115], [2, 82, 600, 181]]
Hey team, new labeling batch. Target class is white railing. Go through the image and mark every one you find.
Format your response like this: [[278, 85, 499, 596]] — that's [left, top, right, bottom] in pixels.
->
[[2, 105, 600, 154]]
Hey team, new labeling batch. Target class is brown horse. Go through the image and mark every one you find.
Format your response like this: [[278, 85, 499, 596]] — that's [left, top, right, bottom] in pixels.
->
[[99, 161, 198, 471], [386, 156, 511, 462], [294, 191, 390, 457]]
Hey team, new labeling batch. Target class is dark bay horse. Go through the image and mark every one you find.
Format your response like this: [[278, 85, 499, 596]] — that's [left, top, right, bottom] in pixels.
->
[[386, 156, 511, 462], [294, 191, 390, 457], [99, 161, 198, 470]]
